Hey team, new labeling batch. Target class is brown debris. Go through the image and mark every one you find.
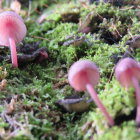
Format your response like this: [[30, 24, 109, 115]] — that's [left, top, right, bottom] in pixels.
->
[[56, 95, 92, 113], [78, 12, 94, 33], [4, 96, 18, 115], [54, 79, 68, 88], [123, 0, 140, 5], [17, 47, 48, 64], [0, 79, 7, 90], [125, 35, 140, 49], [61, 12, 80, 23], [0, 43, 48, 66], [63, 36, 87, 46], [122, 35, 140, 58]]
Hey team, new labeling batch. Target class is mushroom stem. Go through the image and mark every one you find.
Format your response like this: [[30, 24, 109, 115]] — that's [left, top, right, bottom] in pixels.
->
[[86, 83, 114, 126], [9, 37, 18, 68], [132, 77, 140, 126]]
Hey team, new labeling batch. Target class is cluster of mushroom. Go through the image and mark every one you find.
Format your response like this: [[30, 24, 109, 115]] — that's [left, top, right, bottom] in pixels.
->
[[0, 11, 27, 68], [68, 58, 140, 126]]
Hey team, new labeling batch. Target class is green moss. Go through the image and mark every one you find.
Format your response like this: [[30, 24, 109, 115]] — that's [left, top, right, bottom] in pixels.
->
[[83, 42, 122, 76], [0, 1, 140, 140], [41, 22, 78, 65], [80, 79, 136, 140], [97, 121, 140, 140]]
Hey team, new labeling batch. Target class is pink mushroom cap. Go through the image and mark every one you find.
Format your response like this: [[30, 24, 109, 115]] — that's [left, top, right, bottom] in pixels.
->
[[68, 60, 100, 91], [115, 58, 140, 88], [0, 11, 27, 46]]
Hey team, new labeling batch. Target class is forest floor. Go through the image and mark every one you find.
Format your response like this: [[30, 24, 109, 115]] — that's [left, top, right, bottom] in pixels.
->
[[0, 0, 140, 140]]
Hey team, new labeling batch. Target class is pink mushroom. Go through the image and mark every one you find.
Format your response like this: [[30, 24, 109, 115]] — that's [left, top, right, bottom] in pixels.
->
[[0, 11, 27, 68], [68, 60, 114, 126], [115, 57, 140, 126]]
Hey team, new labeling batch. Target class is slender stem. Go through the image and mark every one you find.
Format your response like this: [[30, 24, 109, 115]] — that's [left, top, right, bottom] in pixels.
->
[[9, 38, 18, 68], [132, 77, 140, 126], [86, 83, 114, 126]]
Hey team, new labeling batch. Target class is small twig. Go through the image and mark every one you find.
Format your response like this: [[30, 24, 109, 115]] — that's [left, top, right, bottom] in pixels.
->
[[115, 28, 122, 37], [31, 36, 50, 41], [120, 6, 134, 11], [111, 23, 122, 37], [95, 12, 104, 20], [28, 0, 32, 18], [108, 66, 115, 83], [127, 28, 134, 39]]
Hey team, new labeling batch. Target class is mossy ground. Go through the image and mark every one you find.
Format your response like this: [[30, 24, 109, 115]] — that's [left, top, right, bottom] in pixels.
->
[[0, 0, 140, 140]]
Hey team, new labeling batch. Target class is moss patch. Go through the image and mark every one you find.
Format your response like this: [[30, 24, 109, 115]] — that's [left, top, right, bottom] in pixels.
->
[[0, 1, 140, 140]]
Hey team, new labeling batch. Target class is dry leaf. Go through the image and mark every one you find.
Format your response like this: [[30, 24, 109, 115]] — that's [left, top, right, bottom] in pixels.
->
[[0, 79, 7, 90], [5, 97, 17, 114]]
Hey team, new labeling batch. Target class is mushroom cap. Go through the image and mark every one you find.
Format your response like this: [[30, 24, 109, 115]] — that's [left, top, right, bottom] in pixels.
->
[[115, 57, 140, 88], [0, 11, 27, 46], [68, 60, 100, 91]]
